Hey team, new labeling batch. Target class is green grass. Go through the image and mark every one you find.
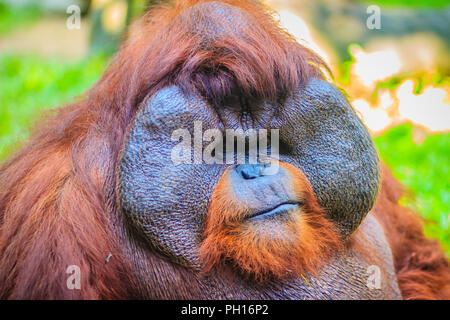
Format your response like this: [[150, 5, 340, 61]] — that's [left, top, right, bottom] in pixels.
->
[[0, 53, 448, 256], [0, 53, 109, 160], [375, 124, 450, 255], [358, 0, 450, 8], [0, 3, 42, 35]]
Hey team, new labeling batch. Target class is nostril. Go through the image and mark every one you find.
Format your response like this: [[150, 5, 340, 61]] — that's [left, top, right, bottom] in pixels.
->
[[235, 164, 263, 180], [241, 169, 257, 180]]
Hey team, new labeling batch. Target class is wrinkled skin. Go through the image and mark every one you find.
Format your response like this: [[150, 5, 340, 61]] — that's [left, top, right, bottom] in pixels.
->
[[0, 0, 405, 300], [118, 81, 400, 299], [115, 1, 400, 299]]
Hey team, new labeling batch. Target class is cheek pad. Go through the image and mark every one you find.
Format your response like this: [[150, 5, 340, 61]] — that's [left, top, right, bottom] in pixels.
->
[[117, 86, 223, 267], [118, 79, 381, 266], [280, 78, 381, 237]]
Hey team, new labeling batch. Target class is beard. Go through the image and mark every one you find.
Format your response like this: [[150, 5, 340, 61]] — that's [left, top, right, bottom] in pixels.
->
[[200, 163, 342, 282]]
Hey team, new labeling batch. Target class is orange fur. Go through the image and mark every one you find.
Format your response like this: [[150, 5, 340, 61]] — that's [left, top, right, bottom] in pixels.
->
[[0, 0, 448, 299], [373, 164, 450, 299], [0, 0, 325, 299], [200, 162, 342, 282]]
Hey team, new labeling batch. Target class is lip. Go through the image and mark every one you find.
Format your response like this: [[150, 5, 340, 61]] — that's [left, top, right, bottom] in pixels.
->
[[247, 202, 300, 221]]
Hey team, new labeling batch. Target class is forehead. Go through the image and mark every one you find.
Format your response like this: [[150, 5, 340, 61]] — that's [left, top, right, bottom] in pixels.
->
[[185, 1, 254, 42]]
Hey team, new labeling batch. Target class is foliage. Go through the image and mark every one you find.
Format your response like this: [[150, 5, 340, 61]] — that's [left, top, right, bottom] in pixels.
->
[[375, 124, 450, 255], [0, 13, 448, 254], [0, 2, 42, 35], [358, 0, 450, 8], [0, 53, 109, 160]]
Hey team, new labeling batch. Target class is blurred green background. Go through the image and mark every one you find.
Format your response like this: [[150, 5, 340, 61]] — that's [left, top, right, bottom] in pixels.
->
[[0, 0, 449, 255]]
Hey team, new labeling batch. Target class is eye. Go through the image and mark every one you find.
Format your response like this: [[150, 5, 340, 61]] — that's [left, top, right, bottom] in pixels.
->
[[278, 139, 292, 155], [266, 131, 292, 156], [209, 132, 292, 163]]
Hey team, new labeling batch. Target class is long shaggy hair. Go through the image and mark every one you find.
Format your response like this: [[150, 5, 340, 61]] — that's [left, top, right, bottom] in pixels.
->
[[0, 0, 448, 299], [200, 162, 342, 282], [372, 164, 450, 299], [0, 0, 325, 299]]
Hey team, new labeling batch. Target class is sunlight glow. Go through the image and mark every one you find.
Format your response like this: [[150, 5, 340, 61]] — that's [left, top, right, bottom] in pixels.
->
[[352, 99, 392, 134], [397, 80, 450, 132], [269, 7, 449, 134], [351, 47, 401, 87], [276, 10, 330, 64]]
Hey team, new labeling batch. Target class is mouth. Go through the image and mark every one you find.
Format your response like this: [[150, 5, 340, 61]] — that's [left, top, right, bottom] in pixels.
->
[[247, 202, 300, 221]]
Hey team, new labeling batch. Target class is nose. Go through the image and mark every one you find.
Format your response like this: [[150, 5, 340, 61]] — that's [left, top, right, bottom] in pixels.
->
[[229, 163, 297, 215], [235, 164, 270, 180]]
